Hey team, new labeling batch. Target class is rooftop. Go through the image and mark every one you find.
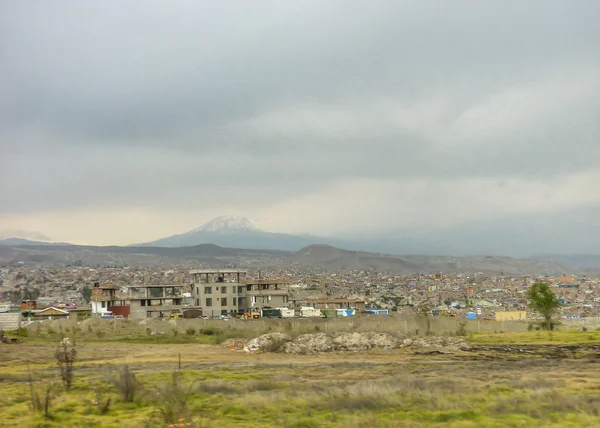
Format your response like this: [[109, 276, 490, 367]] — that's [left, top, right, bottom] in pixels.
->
[[190, 269, 247, 274], [127, 284, 188, 288]]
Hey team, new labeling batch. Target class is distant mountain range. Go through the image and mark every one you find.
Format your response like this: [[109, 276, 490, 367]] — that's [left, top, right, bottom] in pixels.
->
[[134, 216, 342, 251], [1, 216, 599, 272], [0, 242, 581, 275]]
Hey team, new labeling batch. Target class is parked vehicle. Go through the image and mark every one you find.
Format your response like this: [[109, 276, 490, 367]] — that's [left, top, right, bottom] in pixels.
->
[[300, 307, 325, 318], [279, 308, 295, 318], [114, 315, 125, 320], [261, 308, 282, 318], [100, 312, 114, 319]]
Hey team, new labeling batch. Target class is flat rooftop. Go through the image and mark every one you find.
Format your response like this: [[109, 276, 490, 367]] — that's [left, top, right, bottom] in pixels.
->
[[189, 269, 247, 274], [127, 284, 188, 288]]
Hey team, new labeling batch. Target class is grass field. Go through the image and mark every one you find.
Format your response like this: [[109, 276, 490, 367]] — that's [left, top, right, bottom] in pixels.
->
[[1, 330, 600, 428]]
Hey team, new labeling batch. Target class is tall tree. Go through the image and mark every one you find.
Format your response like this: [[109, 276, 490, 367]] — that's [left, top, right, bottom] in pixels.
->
[[527, 282, 560, 330], [80, 285, 92, 304]]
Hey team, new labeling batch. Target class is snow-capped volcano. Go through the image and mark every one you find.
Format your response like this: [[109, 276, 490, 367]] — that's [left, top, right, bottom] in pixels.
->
[[191, 216, 259, 233], [134, 215, 336, 250]]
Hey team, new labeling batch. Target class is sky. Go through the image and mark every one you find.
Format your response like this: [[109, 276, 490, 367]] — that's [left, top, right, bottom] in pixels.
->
[[1, 0, 599, 254]]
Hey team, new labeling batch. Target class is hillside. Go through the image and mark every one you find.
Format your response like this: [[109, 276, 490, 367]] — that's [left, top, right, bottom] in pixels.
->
[[0, 241, 578, 275]]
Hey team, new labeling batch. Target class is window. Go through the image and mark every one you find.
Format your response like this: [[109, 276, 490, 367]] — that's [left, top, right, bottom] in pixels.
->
[[221, 298, 228, 307], [232, 298, 236, 306], [220, 286, 227, 293], [204, 287, 212, 294], [205, 298, 212, 307], [238, 286, 244, 294], [101, 301, 106, 308], [141, 300, 146, 306]]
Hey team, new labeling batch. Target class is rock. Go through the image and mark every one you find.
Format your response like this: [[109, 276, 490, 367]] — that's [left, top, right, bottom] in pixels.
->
[[244, 332, 292, 353], [296, 333, 335, 353], [369, 333, 398, 349], [332, 332, 372, 351], [281, 342, 308, 354], [402, 338, 414, 347], [220, 338, 247, 351]]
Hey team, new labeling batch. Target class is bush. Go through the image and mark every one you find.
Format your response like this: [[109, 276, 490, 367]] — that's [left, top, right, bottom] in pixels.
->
[[456, 321, 467, 337], [55, 338, 76, 391], [200, 327, 218, 336], [15, 327, 28, 337], [112, 365, 138, 403], [185, 328, 196, 336], [156, 372, 198, 424]]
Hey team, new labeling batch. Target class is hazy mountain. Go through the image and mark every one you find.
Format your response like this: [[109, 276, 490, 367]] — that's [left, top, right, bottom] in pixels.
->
[[0, 238, 71, 246], [529, 254, 600, 271], [0, 241, 574, 275], [291, 245, 571, 276], [135, 216, 340, 251]]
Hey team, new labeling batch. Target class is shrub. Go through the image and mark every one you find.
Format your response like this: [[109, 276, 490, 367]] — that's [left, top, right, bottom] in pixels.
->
[[55, 338, 76, 391], [156, 372, 198, 424], [15, 327, 28, 337], [186, 328, 196, 336], [111, 365, 138, 403], [201, 327, 218, 336], [456, 322, 467, 337]]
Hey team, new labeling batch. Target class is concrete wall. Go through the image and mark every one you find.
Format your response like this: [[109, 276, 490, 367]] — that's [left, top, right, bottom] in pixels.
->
[[0, 313, 22, 331], [495, 311, 527, 321]]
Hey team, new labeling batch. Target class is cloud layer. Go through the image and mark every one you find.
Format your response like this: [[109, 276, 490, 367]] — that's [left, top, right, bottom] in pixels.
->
[[1, 0, 599, 253]]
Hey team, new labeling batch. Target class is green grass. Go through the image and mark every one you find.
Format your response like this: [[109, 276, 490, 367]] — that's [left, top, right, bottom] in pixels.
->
[[2, 357, 600, 427]]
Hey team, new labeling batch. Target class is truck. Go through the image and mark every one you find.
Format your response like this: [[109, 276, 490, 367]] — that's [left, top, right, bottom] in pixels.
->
[[261, 309, 282, 318], [300, 307, 325, 318], [320, 309, 338, 318], [279, 308, 295, 318]]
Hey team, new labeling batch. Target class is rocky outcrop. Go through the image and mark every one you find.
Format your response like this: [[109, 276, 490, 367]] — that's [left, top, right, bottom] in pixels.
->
[[243, 332, 292, 353]]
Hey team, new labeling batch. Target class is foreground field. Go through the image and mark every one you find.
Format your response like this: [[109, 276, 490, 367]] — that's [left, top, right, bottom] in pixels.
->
[[1, 337, 600, 428]]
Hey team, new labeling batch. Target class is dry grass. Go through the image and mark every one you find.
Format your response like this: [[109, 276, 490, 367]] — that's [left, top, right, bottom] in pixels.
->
[[1, 340, 600, 427]]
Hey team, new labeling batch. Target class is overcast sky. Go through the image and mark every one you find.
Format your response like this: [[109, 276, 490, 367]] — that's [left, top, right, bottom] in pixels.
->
[[1, 0, 599, 254]]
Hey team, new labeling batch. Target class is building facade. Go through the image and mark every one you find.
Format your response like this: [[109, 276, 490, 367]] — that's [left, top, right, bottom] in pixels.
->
[[190, 270, 291, 317], [246, 280, 290, 310], [191, 269, 248, 317], [91, 283, 124, 316], [127, 284, 191, 319]]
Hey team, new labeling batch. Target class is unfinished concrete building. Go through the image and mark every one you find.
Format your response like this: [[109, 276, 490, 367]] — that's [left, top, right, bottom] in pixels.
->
[[246, 279, 290, 311], [190, 269, 248, 317], [127, 284, 191, 319]]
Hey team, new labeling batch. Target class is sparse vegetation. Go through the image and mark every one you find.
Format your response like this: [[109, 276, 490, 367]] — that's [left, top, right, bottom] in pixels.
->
[[54, 337, 76, 391], [527, 282, 559, 330]]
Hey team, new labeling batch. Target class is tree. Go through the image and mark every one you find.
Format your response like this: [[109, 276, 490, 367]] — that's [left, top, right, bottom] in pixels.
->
[[80, 285, 92, 303], [527, 282, 559, 330]]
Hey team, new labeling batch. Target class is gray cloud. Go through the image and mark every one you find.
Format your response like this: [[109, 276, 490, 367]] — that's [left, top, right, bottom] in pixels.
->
[[1, 0, 599, 252]]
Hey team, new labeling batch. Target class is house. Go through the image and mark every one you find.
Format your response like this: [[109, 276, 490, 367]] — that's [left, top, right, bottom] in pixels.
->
[[33, 307, 69, 320], [190, 269, 291, 317], [191, 269, 248, 317], [246, 279, 290, 310], [90, 282, 126, 317], [127, 284, 192, 319]]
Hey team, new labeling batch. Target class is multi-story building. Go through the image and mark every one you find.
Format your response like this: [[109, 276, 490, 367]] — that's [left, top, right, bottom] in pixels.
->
[[127, 284, 191, 319], [191, 269, 248, 317], [91, 282, 124, 316], [246, 279, 290, 310], [190, 270, 291, 317]]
